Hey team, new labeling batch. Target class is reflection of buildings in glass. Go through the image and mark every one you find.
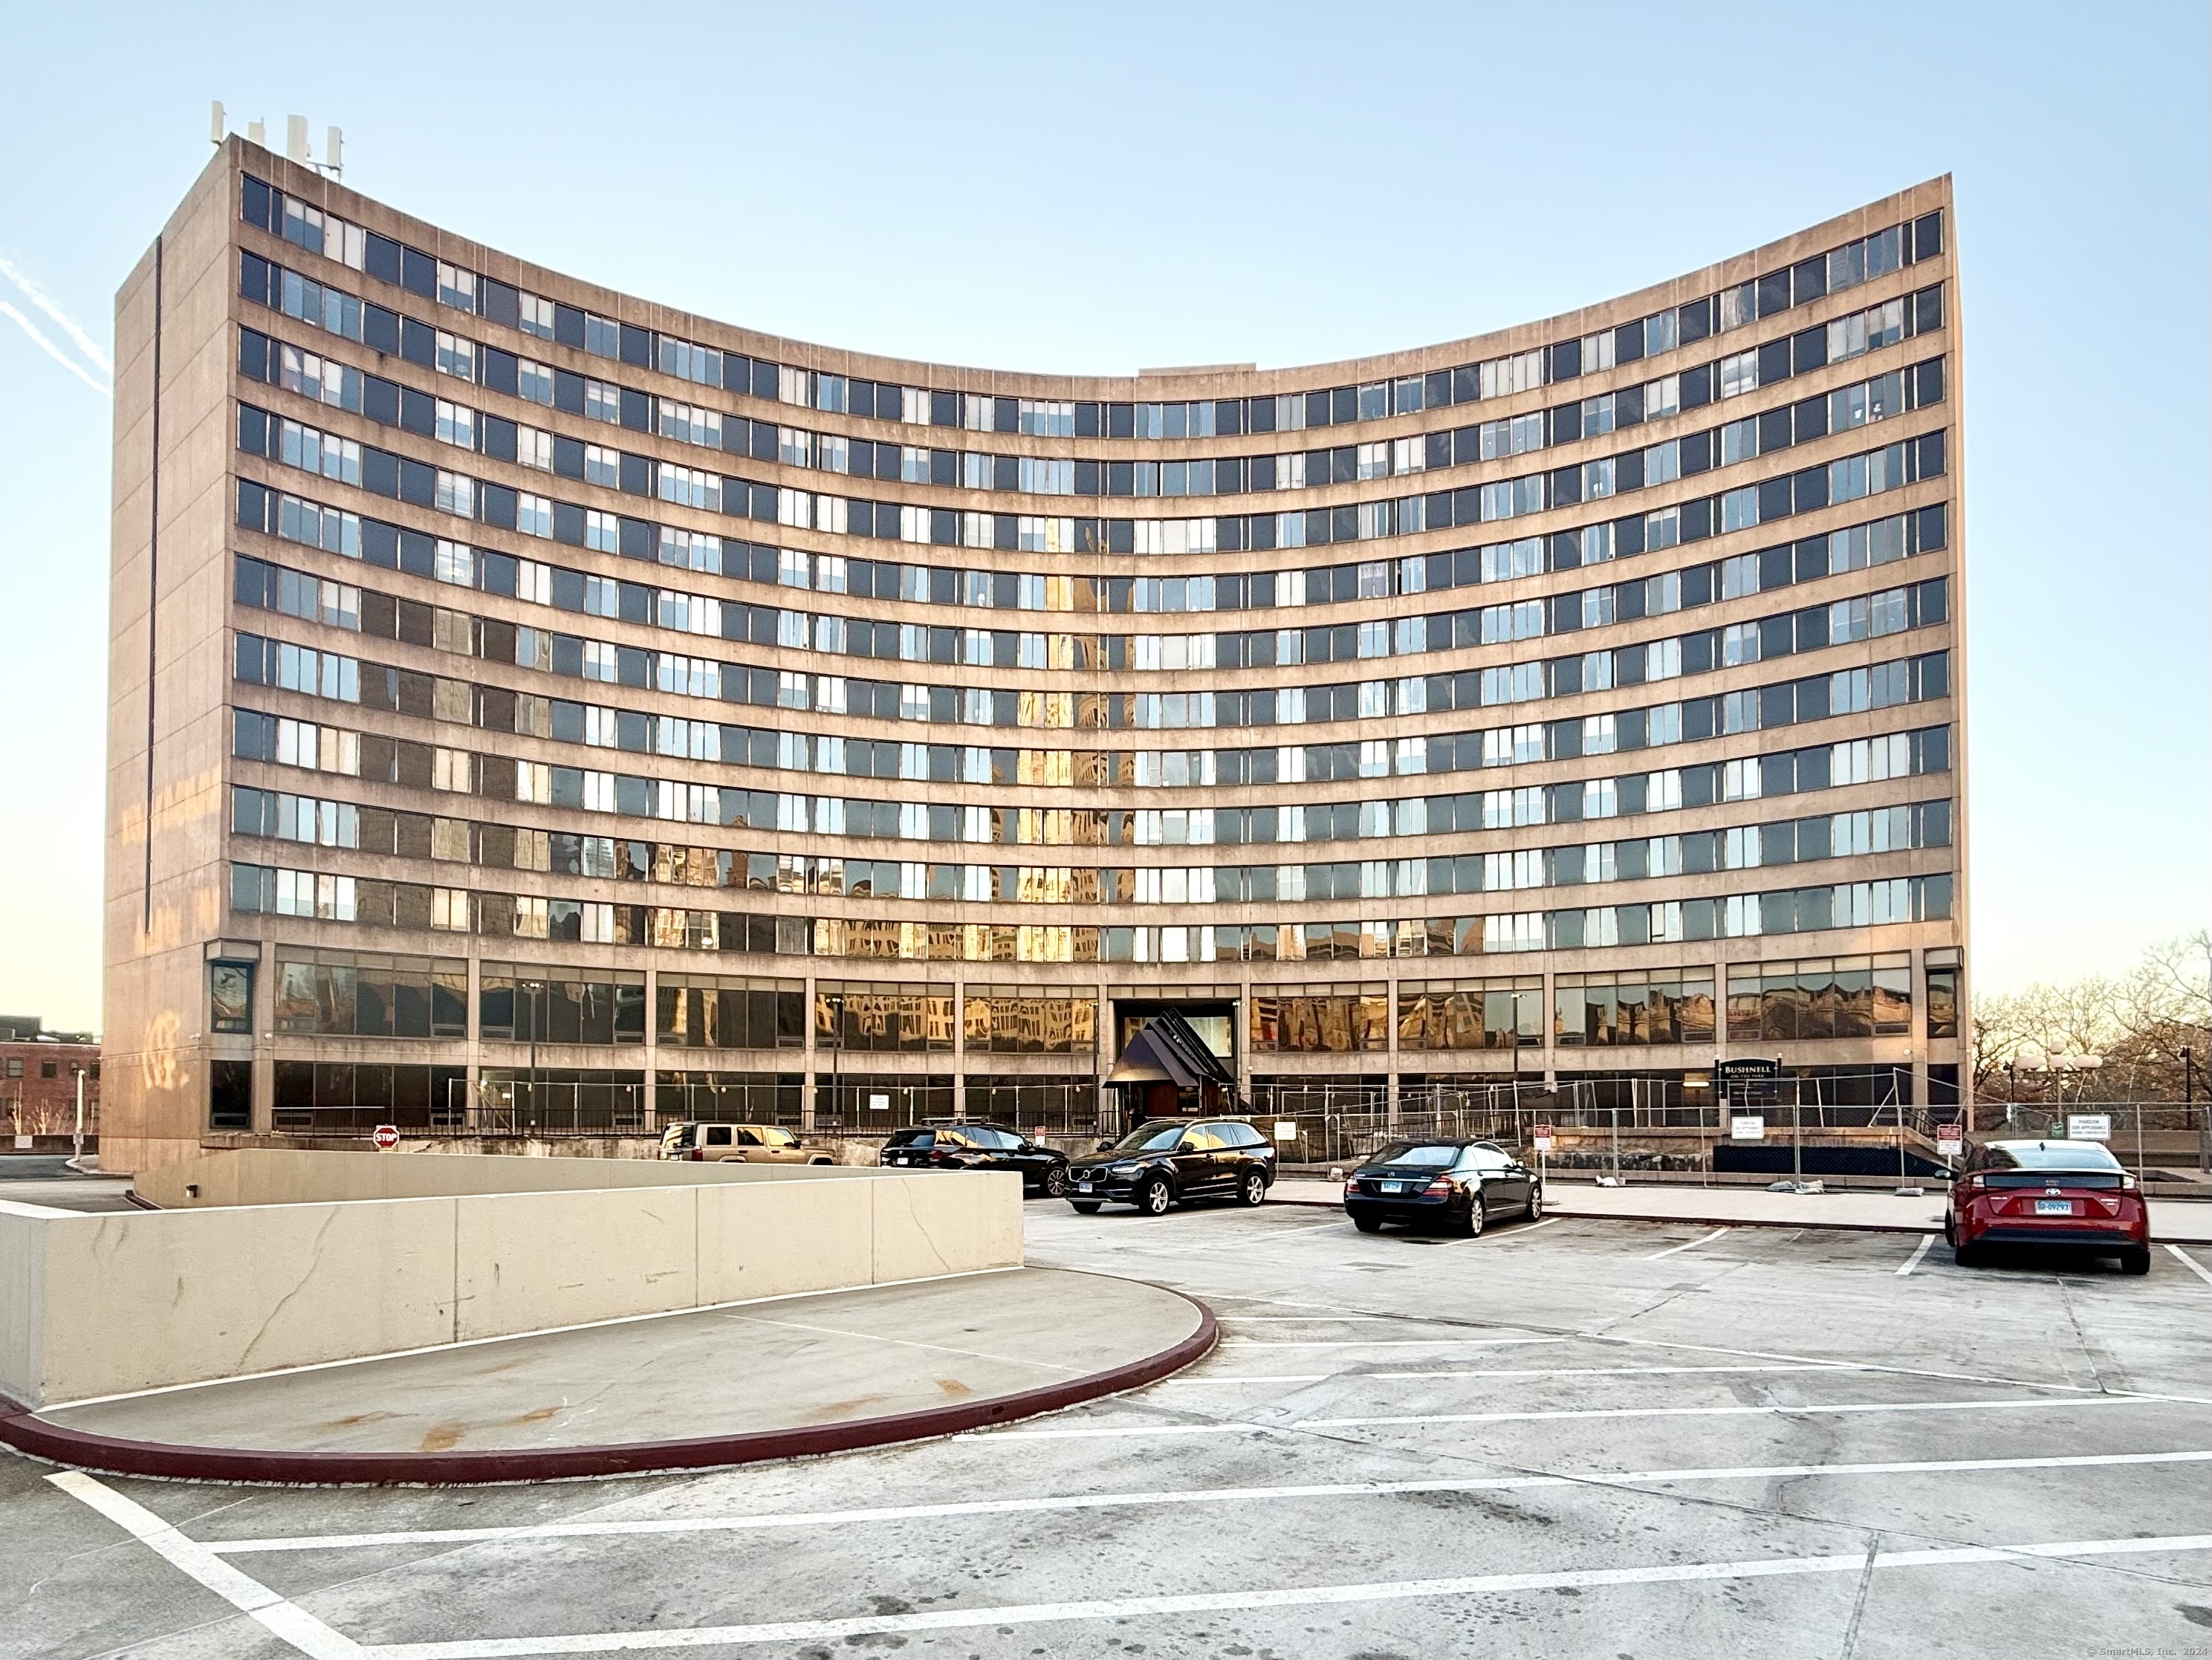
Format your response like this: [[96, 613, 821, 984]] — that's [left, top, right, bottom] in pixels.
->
[[94, 146, 1968, 1170]]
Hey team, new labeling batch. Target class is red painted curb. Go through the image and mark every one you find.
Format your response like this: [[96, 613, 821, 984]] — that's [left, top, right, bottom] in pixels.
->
[[0, 1282, 1215, 1487]]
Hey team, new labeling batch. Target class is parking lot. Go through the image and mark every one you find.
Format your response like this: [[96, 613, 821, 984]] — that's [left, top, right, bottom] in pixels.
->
[[7, 1197, 2211, 1659]]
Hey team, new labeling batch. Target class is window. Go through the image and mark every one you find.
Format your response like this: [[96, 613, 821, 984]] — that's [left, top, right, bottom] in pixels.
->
[[518, 293, 556, 340], [434, 399, 474, 450], [434, 330, 474, 381], [435, 261, 475, 311]]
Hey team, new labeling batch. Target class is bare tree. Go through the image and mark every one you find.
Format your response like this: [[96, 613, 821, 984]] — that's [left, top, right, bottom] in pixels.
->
[[1973, 932, 2212, 1103]]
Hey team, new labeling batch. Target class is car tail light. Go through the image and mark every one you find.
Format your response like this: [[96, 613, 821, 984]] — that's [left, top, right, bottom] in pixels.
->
[[687, 1147, 702, 1161], [1343, 1178, 1358, 1196], [2122, 1174, 2138, 1191], [1424, 1178, 1453, 1196]]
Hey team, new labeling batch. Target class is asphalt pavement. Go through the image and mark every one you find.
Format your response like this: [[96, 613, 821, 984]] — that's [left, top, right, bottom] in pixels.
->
[[0, 1154, 134, 1213], [4, 1196, 2209, 1659]]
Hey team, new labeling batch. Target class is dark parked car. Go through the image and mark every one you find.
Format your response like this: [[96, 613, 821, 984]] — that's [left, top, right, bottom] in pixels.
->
[[1343, 1139, 1541, 1236], [1066, 1118, 1277, 1215], [878, 1123, 1071, 1197], [1946, 1138, 2149, 1273]]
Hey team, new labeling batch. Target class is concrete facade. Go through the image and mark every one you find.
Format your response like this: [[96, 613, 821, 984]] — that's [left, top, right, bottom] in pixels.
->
[[103, 142, 1968, 1173]]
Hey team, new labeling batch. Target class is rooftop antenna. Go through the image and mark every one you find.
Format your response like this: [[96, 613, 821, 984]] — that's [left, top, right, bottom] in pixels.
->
[[286, 114, 309, 164], [324, 125, 343, 180], [209, 100, 225, 145], [247, 117, 265, 148]]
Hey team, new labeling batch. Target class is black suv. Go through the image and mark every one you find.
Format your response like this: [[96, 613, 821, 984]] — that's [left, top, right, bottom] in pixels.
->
[[1066, 1118, 1278, 1216], [877, 1123, 1071, 1197]]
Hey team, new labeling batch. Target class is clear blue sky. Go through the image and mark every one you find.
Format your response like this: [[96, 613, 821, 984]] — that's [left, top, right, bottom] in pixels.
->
[[0, 1, 2203, 1033]]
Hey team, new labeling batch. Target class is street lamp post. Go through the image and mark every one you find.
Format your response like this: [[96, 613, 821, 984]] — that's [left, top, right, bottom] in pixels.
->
[[2185, 1046, 2205, 1176], [71, 1066, 85, 1164]]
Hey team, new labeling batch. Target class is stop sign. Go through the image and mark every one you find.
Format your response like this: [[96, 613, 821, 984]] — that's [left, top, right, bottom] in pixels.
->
[[372, 1124, 401, 1151]]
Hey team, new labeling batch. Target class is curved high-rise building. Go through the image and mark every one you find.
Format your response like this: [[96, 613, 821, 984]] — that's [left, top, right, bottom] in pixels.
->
[[102, 141, 1967, 1171]]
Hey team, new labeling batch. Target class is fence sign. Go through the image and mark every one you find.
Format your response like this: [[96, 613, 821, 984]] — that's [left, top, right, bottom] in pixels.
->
[[2066, 1113, 2112, 1142], [867, 1093, 890, 1112], [1730, 1115, 1766, 1141], [1274, 1121, 1300, 1142], [1936, 1122, 1964, 1157], [1531, 1124, 1554, 1153], [372, 1124, 400, 1151]]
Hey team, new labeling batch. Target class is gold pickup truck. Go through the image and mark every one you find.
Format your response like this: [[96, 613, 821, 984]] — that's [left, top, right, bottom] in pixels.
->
[[660, 1121, 839, 1164]]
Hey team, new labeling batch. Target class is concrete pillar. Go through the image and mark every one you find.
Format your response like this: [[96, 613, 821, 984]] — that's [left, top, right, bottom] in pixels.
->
[[1386, 973, 1401, 1129], [1910, 948, 1930, 1112], [952, 974, 967, 1119], [800, 970, 817, 1133], [640, 966, 659, 1132], [464, 953, 483, 1133]]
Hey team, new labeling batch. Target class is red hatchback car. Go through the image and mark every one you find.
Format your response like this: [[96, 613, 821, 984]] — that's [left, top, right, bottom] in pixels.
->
[[1946, 1139, 2150, 1274]]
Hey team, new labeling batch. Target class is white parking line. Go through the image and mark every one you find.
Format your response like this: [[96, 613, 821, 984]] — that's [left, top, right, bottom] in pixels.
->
[[2166, 1244, 2212, 1287], [1896, 1236, 1937, 1276], [1644, 1227, 1731, 1261], [1589, 1332, 2212, 1407], [357, 1534, 2212, 1656], [202, 1450, 2212, 1556], [1221, 1337, 1566, 1354], [1296, 1394, 2190, 1429], [1491, 1216, 1562, 1239], [985, 1421, 1277, 1441], [1170, 1364, 1867, 1386], [1222, 1315, 1390, 1323], [49, 1472, 365, 1659]]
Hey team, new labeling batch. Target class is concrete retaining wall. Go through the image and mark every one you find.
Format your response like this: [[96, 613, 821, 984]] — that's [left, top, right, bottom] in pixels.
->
[[0, 1162, 1019, 1409], [134, 1148, 862, 1208]]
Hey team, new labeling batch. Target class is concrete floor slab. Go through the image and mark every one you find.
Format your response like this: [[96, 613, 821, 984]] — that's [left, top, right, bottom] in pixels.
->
[[1, 1266, 1209, 1482], [7, 1204, 2210, 1659]]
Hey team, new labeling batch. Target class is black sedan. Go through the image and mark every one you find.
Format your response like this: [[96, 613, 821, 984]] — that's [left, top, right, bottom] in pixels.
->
[[1343, 1139, 1541, 1236], [878, 1123, 1071, 1196], [1066, 1118, 1278, 1215]]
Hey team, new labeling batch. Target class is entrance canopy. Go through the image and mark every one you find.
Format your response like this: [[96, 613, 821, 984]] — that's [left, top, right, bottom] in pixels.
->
[[1106, 1008, 1239, 1116]]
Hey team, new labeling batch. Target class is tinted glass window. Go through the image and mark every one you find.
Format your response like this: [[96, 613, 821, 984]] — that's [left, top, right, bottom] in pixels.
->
[[1988, 1141, 2121, 1172], [1220, 1122, 1264, 1147], [760, 1127, 797, 1147], [887, 1129, 933, 1148], [1374, 1144, 1462, 1167], [1113, 1122, 1189, 1153], [704, 1126, 733, 1144]]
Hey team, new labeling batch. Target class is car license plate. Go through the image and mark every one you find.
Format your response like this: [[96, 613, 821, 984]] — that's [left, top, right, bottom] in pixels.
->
[[2035, 1199, 2072, 1216], [1380, 1181, 1402, 1193], [1077, 1181, 1092, 1193]]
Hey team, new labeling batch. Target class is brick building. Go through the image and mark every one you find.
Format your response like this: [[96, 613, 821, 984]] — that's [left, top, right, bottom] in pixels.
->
[[0, 1019, 102, 1138]]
